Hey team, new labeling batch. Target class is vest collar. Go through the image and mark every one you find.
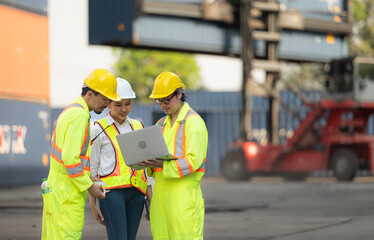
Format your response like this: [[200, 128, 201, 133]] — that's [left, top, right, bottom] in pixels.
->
[[75, 96, 90, 115], [163, 102, 190, 126]]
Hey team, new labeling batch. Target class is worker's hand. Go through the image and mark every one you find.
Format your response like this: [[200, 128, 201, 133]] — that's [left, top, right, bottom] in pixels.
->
[[90, 176, 101, 183], [91, 205, 105, 226], [138, 158, 164, 168], [89, 195, 105, 226], [88, 183, 105, 199]]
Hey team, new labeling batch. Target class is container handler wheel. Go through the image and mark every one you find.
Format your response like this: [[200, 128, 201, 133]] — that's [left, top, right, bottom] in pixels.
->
[[331, 149, 358, 181], [221, 150, 250, 181]]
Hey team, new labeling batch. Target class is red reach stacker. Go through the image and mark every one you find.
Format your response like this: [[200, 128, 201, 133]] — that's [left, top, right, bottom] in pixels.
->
[[222, 57, 374, 181]]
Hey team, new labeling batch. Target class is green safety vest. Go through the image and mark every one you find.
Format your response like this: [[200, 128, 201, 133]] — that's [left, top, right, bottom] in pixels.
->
[[94, 118, 148, 194]]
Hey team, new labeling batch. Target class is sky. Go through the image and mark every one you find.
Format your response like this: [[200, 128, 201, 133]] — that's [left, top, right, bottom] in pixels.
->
[[48, 0, 243, 108]]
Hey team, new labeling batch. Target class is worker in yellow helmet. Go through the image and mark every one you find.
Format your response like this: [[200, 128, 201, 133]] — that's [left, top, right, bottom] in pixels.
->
[[41, 69, 121, 240], [139, 71, 208, 240], [89, 78, 153, 240]]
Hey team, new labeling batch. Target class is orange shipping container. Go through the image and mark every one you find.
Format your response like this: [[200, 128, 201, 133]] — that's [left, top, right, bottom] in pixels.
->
[[0, 5, 49, 102]]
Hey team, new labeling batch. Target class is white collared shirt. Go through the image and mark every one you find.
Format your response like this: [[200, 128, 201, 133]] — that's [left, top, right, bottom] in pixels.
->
[[90, 113, 154, 186], [90, 113, 134, 177]]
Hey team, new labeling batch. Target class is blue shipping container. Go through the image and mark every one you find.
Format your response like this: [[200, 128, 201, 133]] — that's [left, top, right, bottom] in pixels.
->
[[0, 99, 50, 185]]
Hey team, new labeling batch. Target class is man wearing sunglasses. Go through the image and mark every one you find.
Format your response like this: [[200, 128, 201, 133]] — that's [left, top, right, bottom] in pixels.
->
[[139, 71, 208, 240]]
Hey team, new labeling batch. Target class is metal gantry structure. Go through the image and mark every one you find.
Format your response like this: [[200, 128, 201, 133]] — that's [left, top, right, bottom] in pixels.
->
[[239, 0, 352, 143], [89, 0, 352, 143], [240, 0, 281, 143]]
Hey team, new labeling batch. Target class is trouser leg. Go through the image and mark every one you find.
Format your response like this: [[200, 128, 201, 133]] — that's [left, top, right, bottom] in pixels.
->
[[125, 188, 145, 240], [99, 189, 127, 240]]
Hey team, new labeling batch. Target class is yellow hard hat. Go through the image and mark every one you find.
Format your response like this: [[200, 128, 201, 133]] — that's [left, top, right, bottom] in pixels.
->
[[84, 69, 121, 101], [149, 71, 186, 99]]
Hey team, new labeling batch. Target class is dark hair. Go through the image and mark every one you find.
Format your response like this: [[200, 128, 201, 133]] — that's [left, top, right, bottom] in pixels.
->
[[176, 88, 186, 102], [81, 87, 99, 96]]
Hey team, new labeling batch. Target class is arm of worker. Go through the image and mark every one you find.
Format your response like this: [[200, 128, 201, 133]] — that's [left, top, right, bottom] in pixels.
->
[[90, 123, 102, 182], [144, 184, 153, 221], [162, 116, 208, 178], [61, 110, 93, 192], [88, 123, 106, 199], [145, 173, 154, 201], [89, 194, 105, 225]]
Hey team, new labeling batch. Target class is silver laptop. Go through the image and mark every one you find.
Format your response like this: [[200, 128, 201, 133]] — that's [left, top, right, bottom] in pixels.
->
[[116, 125, 176, 170]]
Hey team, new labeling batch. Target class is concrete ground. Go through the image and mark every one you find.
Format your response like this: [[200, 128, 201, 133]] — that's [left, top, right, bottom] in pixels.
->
[[1, 176, 374, 240]]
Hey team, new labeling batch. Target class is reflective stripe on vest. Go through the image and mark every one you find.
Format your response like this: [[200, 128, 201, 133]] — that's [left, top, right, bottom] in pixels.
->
[[156, 109, 206, 176], [95, 118, 147, 194], [50, 103, 91, 178]]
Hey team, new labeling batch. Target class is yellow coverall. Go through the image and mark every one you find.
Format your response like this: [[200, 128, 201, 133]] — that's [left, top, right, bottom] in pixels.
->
[[150, 103, 208, 240], [42, 96, 93, 240]]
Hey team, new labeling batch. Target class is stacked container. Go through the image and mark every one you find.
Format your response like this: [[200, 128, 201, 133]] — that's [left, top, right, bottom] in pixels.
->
[[0, 0, 50, 185], [89, 0, 350, 62]]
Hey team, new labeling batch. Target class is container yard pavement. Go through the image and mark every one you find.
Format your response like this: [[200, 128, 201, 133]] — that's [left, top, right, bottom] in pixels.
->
[[1, 176, 374, 240]]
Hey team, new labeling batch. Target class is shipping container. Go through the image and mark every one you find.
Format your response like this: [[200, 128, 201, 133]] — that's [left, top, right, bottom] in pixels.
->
[[0, 0, 47, 15], [0, 4, 49, 102], [256, 30, 348, 62], [89, 0, 349, 62], [0, 99, 50, 186], [141, 0, 348, 22], [128, 0, 348, 20], [278, 0, 346, 22], [135, 16, 348, 62]]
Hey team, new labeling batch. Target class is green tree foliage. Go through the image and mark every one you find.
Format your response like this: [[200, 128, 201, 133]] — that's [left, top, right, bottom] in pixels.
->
[[279, 63, 327, 91], [350, 0, 374, 56], [112, 48, 202, 103]]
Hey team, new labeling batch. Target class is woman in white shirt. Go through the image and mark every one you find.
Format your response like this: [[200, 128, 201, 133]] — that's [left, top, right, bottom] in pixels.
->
[[89, 78, 152, 240]]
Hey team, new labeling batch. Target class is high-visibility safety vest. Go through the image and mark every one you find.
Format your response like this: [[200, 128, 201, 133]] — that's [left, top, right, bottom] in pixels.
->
[[94, 118, 148, 194], [42, 96, 93, 240], [149, 102, 208, 240], [50, 104, 91, 177]]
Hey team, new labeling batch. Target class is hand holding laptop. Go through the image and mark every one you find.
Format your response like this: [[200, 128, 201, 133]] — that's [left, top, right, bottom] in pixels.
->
[[116, 125, 177, 170], [138, 158, 164, 168], [156, 154, 177, 160]]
